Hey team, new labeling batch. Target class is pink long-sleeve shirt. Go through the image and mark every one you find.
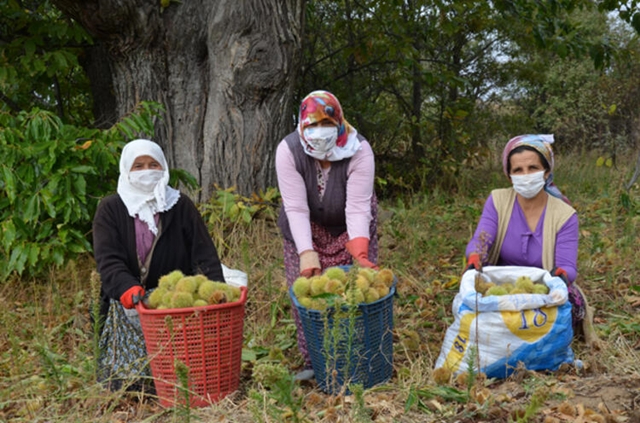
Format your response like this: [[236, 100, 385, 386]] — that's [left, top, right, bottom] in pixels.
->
[[275, 138, 375, 254]]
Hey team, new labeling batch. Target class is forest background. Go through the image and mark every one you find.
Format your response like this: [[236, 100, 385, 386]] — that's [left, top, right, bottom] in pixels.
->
[[1, 0, 639, 422]]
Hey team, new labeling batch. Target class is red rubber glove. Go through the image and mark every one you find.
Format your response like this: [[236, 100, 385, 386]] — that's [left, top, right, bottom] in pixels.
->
[[466, 253, 482, 272], [120, 285, 145, 309], [346, 237, 379, 270], [551, 267, 569, 284], [299, 250, 321, 278]]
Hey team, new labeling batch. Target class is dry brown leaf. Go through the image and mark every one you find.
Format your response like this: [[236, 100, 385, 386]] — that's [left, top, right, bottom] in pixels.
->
[[470, 386, 491, 405], [425, 399, 443, 412], [558, 401, 577, 417], [624, 295, 640, 307]]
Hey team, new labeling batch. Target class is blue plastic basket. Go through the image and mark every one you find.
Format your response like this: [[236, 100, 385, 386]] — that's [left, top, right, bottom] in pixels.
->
[[290, 267, 395, 394]]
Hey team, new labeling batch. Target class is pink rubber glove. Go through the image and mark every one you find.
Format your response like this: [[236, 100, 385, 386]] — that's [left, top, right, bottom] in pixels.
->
[[346, 237, 379, 270]]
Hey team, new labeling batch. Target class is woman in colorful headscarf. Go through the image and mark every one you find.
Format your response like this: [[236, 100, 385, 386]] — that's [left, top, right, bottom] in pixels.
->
[[275, 90, 379, 379], [465, 134, 598, 345], [93, 139, 225, 392]]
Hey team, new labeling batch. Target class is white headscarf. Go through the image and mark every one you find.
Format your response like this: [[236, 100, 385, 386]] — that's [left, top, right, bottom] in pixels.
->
[[117, 139, 180, 235]]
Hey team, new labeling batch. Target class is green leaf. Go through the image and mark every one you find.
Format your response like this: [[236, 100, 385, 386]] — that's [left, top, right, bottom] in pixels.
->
[[241, 348, 258, 362], [67, 241, 88, 254], [9, 245, 28, 275], [40, 189, 57, 218], [169, 168, 199, 190], [405, 386, 418, 412], [72, 174, 87, 197], [24, 195, 40, 222], [45, 176, 60, 195], [241, 208, 252, 224], [24, 39, 36, 57], [52, 51, 69, 69], [2, 220, 16, 252], [1, 166, 16, 203], [70, 165, 93, 174], [52, 247, 64, 266], [28, 244, 40, 267]]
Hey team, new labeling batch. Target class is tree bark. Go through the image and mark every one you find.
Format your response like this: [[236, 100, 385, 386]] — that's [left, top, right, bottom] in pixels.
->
[[52, 0, 304, 200]]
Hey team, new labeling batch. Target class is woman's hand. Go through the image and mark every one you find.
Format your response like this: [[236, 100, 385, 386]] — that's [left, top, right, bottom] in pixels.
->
[[120, 285, 145, 309], [299, 250, 321, 277], [551, 267, 569, 284], [346, 237, 379, 270], [466, 253, 483, 272]]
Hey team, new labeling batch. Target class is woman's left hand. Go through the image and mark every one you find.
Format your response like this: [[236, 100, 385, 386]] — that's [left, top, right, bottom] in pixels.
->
[[346, 237, 380, 270]]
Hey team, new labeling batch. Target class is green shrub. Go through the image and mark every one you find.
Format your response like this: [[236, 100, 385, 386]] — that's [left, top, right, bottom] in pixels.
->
[[0, 102, 162, 278]]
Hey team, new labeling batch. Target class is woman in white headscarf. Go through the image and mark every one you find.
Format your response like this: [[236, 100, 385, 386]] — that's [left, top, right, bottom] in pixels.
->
[[93, 139, 225, 392]]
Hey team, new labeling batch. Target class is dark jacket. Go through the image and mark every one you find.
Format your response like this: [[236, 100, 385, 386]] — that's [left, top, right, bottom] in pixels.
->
[[93, 193, 224, 317]]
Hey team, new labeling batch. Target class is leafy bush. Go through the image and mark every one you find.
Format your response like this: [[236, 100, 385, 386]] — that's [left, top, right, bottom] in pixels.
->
[[0, 102, 162, 278], [199, 185, 280, 258]]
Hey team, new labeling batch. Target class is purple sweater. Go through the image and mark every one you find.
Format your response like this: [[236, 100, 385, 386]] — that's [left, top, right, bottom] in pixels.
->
[[466, 193, 579, 282]]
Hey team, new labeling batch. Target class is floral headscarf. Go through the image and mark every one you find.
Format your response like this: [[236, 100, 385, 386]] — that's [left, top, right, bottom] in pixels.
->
[[502, 134, 570, 204], [297, 90, 361, 161]]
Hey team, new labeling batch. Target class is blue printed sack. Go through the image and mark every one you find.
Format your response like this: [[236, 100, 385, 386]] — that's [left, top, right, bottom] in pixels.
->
[[435, 266, 574, 379]]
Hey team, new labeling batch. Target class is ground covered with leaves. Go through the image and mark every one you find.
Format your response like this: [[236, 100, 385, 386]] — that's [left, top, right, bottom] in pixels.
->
[[0, 152, 638, 422]]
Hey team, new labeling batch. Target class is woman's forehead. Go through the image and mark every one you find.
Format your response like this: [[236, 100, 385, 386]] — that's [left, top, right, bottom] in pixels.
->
[[510, 150, 542, 165], [133, 155, 160, 163]]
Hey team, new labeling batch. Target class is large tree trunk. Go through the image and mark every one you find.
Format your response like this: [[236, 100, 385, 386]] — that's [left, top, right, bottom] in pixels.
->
[[52, 0, 304, 200]]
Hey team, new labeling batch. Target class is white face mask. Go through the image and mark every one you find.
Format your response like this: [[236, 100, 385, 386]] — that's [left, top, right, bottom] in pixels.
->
[[129, 169, 164, 192], [303, 126, 338, 159], [511, 171, 546, 198]]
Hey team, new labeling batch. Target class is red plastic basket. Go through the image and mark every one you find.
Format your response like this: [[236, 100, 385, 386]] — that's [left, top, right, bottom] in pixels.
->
[[136, 286, 247, 408]]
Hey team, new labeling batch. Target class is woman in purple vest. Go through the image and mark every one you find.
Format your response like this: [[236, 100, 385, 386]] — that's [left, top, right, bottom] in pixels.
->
[[465, 135, 598, 346], [276, 90, 379, 380]]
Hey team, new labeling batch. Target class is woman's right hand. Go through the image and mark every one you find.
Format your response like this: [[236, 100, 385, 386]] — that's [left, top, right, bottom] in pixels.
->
[[466, 253, 483, 272], [299, 250, 321, 277], [120, 285, 145, 309]]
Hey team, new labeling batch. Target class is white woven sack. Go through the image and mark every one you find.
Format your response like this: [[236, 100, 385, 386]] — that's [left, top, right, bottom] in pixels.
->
[[435, 266, 574, 378]]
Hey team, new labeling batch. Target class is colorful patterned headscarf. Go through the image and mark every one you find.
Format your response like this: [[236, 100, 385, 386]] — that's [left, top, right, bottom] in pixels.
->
[[297, 90, 361, 161], [298, 91, 354, 146], [502, 134, 570, 204]]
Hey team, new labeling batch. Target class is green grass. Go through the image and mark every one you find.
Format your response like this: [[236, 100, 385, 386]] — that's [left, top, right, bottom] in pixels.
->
[[0, 149, 638, 422]]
